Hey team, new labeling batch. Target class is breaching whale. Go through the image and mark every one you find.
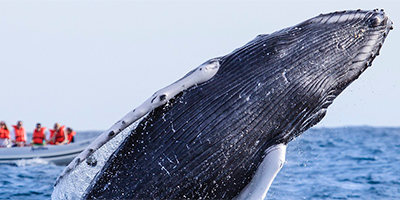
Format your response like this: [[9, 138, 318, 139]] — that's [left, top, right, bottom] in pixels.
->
[[52, 9, 392, 199]]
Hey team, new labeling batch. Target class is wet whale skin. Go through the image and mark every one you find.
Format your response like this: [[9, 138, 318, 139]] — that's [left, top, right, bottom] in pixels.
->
[[84, 10, 392, 199]]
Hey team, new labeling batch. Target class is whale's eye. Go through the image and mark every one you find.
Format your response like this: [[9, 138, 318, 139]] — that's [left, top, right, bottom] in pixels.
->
[[368, 15, 382, 28]]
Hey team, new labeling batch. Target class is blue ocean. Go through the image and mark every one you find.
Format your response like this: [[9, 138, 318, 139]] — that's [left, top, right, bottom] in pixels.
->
[[1, 127, 399, 199]]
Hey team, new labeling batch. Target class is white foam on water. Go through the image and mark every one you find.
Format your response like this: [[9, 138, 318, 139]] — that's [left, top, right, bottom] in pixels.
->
[[14, 158, 50, 167]]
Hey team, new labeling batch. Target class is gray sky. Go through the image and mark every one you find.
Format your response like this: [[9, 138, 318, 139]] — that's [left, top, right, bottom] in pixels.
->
[[1, 0, 399, 131]]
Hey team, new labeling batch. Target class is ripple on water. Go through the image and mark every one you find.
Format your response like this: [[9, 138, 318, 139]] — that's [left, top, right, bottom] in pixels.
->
[[0, 162, 64, 200], [268, 127, 400, 200]]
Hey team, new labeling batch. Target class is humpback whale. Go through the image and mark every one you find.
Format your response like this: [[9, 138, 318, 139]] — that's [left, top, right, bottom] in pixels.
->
[[52, 9, 392, 199]]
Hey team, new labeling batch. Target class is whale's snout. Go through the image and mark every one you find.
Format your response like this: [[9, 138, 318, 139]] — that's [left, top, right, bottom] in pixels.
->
[[368, 11, 387, 28], [368, 9, 393, 31]]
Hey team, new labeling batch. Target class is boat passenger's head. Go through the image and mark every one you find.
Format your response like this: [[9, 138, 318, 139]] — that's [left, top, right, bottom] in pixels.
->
[[54, 123, 60, 130], [17, 121, 23, 128], [0, 121, 5, 129]]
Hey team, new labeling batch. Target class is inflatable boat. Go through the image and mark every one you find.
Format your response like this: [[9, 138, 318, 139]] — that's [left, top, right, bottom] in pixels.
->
[[0, 138, 93, 165]]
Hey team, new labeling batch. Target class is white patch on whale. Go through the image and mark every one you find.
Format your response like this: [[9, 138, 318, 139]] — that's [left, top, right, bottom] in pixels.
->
[[53, 59, 220, 196], [235, 144, 287, 200], [52, 117, 144, 199]]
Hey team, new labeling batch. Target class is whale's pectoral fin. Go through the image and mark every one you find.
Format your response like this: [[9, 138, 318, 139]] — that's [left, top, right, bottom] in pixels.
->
[[235, 144, 287, 200], [53, 59, 221, 187]]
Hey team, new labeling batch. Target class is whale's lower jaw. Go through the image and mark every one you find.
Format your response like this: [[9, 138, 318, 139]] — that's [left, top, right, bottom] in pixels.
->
[[52, 9, 392, 200]]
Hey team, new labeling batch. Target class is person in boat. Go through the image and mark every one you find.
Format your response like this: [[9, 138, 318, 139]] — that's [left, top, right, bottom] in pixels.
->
[[0, 121, 12, 148], [11, 121, 27, 147], [66, 127, 76, 144], [31, 123, 47, 146], [48, 123, 67, 145]]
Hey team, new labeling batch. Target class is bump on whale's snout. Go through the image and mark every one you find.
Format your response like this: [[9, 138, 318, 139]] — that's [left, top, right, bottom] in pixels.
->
[[361, 9, 393, 65], [368, 11, 386, 28], [368, 9, 393, 30]]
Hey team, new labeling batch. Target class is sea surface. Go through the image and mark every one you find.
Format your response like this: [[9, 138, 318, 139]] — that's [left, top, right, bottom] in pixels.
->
[[1, 127, 400, 200]]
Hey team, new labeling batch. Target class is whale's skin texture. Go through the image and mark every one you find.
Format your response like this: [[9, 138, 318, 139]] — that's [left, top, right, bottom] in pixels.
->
[[77, 10, 392, 199]]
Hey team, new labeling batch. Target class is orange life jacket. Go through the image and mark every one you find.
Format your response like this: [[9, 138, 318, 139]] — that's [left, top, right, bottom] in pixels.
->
[[32, 127, 46, 144], [0, 128, 10, 139], [67, 131, 76, 144], [49, 125, 65, 144], [49, 129, 55, 144], [48, 130, 55, 145], [12, 125, 26, 142]]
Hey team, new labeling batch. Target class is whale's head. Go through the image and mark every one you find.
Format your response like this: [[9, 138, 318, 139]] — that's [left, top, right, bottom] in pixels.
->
[[215, 9, 393, 142], [288, 9, 393, 134], [299, 9, 393, 90]]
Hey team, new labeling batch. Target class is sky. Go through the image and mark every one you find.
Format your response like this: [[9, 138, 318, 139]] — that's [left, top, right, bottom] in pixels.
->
[[0, 0, 399, 131]]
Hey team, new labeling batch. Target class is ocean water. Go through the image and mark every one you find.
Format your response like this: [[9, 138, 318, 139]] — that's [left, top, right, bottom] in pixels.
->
[[268, 127, 400, 200], [0, 131, 102, 200], [1, 127, 399, 199]]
